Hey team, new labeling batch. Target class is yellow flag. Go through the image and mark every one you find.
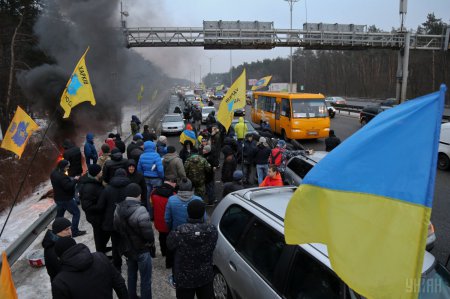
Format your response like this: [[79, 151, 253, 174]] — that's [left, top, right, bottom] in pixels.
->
[[137, 84, 144, 101], [215, 84, 224, 91], [60, 47, 96, 118], [0, 106, 40, 159], [0, 252, 18, 299], [251, 75, 272, 91], [217, 69, 246, 131]]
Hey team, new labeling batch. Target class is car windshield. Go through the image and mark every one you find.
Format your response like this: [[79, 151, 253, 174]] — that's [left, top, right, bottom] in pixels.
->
[[291, 100, 328, 118], [163, 115, 183, 122], [419, 263, 450, 298], [202, 107, 215, 114]]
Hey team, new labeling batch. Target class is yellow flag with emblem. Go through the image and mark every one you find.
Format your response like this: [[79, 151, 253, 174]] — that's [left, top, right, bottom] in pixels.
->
[[137, 84, 144, 101], [217, 69, 246, 131], [0, 106, 39, 159], [60, 47, 96, 118]]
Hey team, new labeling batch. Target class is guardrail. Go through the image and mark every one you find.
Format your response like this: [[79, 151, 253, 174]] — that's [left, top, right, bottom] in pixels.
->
[[333, 103, 364, 115], [0, 205, 57, 268]]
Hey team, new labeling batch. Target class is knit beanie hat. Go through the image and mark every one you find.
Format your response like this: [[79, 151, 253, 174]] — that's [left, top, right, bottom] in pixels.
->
[[57, 160, 70, 170], [88, 164, 102, 177], [159, 136, 167, 143], [178, 178, 193, 191], [187, 200, 205, 219], [233, 170, 244, 181], [55, 237, 76, 257], [125, 183, 141, 197], [52, 217, 72, 234], [203, 145, 211, 153]]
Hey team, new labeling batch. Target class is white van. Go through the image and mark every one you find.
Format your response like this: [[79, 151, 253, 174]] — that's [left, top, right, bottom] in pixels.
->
[[438, 122, 450, 170]]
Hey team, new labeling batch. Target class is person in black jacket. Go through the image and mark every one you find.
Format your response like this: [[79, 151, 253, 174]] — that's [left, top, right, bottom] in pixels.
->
[[254, 137, 272, 185], [62, 139, 83, 177], [202, 145, 218, 205], [103, 148, 128, 184], [325, 129, 341, 152], [221, 146, 237, 183], [115, 133, 126, 154], [126, 134, 141, 159], [126, 159, 148, 207], [222, 170, 244, 198], [52, 237, 128, 299], [78, 164, 105, 253], [167, 200, 218, 299], [42, 218, 72, 281], [192, 108, 202, 132], [129, 140, 144, 164], [114, 184, 155, 299], [97, 168, 131, 271], [142, 125, 157, 142], [50, 160, 86, 237], [242, 133, 257, 185]]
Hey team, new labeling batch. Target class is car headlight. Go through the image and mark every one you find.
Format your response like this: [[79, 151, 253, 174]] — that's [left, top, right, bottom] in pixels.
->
[[292, 129, 302, 132]]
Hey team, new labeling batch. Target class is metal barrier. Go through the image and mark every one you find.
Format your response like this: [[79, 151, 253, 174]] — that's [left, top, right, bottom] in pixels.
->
[[0, 205, 57, 268]]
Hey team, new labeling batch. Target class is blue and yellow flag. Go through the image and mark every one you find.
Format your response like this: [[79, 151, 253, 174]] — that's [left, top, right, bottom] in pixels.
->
[[251, 75, 272, 91], [217, 69, 246, 131], [0, 252, 18, 299], [137, 84, 144, 101], [285, 85, 447, 299], [179, 129, 196, 146], [60, 47, 96, 118], [1, 106, 40, 159]]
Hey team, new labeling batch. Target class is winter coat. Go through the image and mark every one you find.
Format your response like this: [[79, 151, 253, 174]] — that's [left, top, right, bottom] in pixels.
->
[[254, 143, 271, 165], [242, 139, 257, 164], [104, 138, 116, 151], [151, 183, 176, 233], [184, 154, 211, 187], [192, 109, 202, 121], [259, 173, 284, 187], [234, 117, 248, 139], [126, 142, 138, 159], [98, 175, 131, 231], [202, 152, 217, 183], [62, 140, 83, 177], [42, 230, 61, 281], [137, 141, 164, 179], [51, 243, 128, 299], [206, 113, 216, 126], [223, 137, 238, 154], [269, 147, 285, 166], [126, 161, 148, 206], [156, 141, 168, 157], [167, 219, 218, 289], [221, 154, 237, 183], [78, 174, 104, 226], [162, 153, 186, 180], [114, 197, 155, 256], [97, 153, 111, 169], [325, 135, 341, 152], [50, 168, 77, 202], [115, 138, 126, 154], [102, 151, 128, 184], [84, 133, 98, 165], [179, 141, 198, 164], [129, 147, 144, 165], [222, 181, 244, 198], [210, 132, 221, 155], [142, 130, 157, 142], [165, 193, 203, 230]]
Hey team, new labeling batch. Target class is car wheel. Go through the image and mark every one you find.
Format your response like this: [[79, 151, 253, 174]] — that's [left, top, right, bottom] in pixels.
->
[[438, 153, 450, 170], [213, 270, 231, 299]]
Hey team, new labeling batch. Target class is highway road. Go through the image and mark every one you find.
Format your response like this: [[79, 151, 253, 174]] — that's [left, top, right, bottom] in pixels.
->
[[164, 95, 450, 265]]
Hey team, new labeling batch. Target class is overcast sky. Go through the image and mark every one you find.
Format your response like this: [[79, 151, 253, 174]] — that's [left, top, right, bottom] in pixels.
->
[[123, 0, 450, 80]]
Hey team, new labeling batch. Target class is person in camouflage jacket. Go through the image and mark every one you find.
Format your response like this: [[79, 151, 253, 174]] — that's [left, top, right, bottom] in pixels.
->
[[184, 153, 211, 200]]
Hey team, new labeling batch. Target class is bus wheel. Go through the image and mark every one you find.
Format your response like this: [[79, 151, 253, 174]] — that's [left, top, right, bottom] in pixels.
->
[[281, 130, 290, 141]]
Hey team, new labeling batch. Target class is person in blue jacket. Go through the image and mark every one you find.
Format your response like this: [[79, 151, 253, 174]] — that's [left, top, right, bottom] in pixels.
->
[[84, 133, 98, 166], [137, 141, 164, 213]]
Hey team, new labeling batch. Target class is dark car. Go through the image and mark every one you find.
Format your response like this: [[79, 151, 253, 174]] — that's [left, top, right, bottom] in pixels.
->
[[215, 91, 224, 100], [380, 98, 399, 107], [359, 105, 391, 126]]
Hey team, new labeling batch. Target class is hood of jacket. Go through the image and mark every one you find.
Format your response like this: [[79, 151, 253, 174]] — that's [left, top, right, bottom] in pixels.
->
[[62, 139, 74, 150], [86, 133, 94, 143], [117, 197, 141, 219], [42, 229, 58, 249], [153, 183, 175, 198], [60, 243, 93, 272], [110, 150, 123, 161], [177, 190, 195, 201], [109, 175, 130, 188], [144, 141, 156, 153], [163, 152, 179, 163], [238, 116, 244, 123]]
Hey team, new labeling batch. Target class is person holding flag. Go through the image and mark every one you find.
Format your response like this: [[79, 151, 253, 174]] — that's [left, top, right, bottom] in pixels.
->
[[216, 69, 247, 132], [59, 47, 96, 119], [179, 124, 197, 146]]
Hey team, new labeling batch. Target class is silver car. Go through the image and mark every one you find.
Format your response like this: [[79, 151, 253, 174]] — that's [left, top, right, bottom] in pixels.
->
[[160, 114, 185, 135], [201, 106, 216, 123], [211, 187, 450, 299]]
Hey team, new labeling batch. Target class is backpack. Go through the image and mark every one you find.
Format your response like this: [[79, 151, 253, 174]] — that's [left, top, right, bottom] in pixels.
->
[[186, 158, 206, 185], [269, 149, 283, 166]]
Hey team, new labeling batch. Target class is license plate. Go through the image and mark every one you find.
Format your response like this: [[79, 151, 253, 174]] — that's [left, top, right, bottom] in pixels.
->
[[308, 131, 318, 135]]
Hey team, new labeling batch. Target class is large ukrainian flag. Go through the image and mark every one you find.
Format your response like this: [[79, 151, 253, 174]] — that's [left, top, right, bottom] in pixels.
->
[[285, 85, 446, 299]]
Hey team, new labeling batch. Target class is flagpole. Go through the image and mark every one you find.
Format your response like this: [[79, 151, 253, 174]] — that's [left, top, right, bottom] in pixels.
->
[[0, 107, 60, 238]]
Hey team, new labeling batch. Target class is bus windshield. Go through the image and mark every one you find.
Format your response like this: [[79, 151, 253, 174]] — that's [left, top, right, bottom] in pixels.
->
[[291, 100, 328, 118]]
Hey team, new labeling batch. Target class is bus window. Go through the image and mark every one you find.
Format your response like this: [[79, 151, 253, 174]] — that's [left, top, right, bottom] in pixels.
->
[[292, 100, 327, 118], [281, 98, 291, 118]]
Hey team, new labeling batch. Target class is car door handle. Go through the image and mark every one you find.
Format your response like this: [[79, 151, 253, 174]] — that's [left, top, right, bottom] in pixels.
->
[[229, 261, 237, 272]]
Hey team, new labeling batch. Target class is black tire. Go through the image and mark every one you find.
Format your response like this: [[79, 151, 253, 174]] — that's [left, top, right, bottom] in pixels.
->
[[438, 153, 450, 170], [213, 270, 232, 299]]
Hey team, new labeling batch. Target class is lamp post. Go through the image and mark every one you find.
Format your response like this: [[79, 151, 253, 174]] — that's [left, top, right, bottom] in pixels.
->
[[285, 0, 299, 93]]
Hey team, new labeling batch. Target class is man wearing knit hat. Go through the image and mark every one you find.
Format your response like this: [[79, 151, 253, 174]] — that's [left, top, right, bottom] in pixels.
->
[[255, 136, 271, 185], [162, 145, 186, 182], [50, 160, 86, 238], [114, 183, 154, 299], [78, 163, 104, 253], [52, 237, 128, 299], [201, 144, 218, 206], [42, 217, 72, 281], [157, 135, 168, 157], [167, 200, 218, 298], [222, 170, 245, 198]]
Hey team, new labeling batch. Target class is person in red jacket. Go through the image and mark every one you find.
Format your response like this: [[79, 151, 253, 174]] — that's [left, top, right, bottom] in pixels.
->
[[259, 165, 284, 187], [150, 177, 177, 268]]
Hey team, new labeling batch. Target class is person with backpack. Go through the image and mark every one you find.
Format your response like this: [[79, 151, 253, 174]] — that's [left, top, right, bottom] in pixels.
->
[[114, 183, 155, 299], [163, 146, 186, 182], [184, 153, 211, 200]]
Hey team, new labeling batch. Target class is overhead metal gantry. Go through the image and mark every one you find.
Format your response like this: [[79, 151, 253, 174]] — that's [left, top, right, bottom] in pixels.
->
[[125, 27, 450, 51]]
